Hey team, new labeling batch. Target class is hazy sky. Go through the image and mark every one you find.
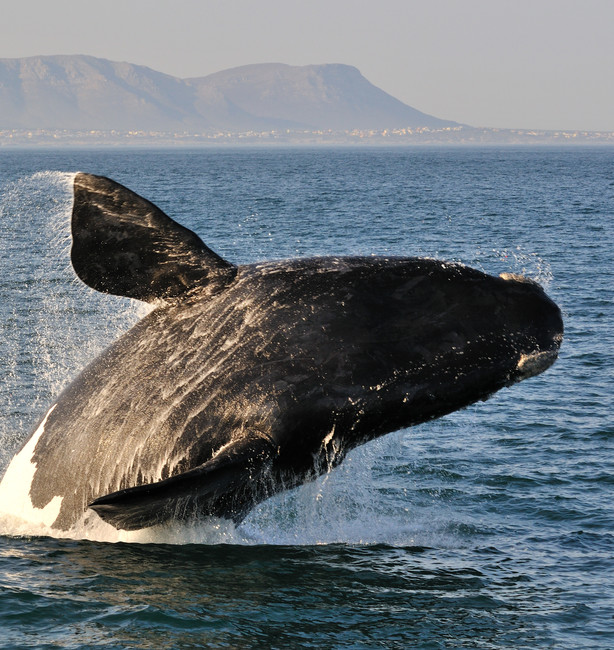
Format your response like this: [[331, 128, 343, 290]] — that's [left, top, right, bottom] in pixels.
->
[[3, 0, 613, 131]]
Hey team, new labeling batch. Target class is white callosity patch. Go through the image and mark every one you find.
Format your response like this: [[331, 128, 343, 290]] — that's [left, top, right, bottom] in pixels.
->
[[516, 349, 559, 380], [0, 405, 63, 527]]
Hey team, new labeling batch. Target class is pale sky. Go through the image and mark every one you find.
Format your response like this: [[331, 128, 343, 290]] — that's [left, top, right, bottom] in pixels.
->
[[2, 0, 613, 131]]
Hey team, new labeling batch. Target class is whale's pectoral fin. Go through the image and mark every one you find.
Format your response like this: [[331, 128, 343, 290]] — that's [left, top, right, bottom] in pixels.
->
[[71, 173, 237, 303], [88, 435, 278, 531]]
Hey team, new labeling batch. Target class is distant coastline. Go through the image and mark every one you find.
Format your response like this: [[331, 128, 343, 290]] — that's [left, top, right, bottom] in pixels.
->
[[1, 55, 611, 147], [1, 126, 613, 147]]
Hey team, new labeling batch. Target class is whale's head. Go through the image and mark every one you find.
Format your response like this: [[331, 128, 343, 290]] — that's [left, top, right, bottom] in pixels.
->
[[360, 259, 564, 432], [272, 257, 564, 449]]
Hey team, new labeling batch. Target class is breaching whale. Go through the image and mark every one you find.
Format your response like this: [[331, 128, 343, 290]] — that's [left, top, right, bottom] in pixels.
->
[[0, 173, 563, 532]]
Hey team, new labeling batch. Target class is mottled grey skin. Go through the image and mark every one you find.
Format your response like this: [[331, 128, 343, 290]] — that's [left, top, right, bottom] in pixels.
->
[[22, 174, 563, 531]]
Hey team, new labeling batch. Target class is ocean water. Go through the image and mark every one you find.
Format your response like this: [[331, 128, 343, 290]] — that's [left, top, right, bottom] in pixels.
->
[[0, 147, 612, 648]]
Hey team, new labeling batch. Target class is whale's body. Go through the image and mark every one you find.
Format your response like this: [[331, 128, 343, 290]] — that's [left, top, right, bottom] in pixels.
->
[[0, 174, 563, 532]]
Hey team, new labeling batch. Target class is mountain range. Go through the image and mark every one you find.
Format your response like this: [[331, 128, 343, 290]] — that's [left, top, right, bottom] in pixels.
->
[[0, 55, 457, 132]]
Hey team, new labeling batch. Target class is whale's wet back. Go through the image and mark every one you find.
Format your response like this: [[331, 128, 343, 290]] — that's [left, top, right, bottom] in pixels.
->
[[0, 173, 563, 532]]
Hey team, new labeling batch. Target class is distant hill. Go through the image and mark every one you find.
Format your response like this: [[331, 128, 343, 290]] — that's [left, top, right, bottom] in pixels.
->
[[0, 55, 457, 132], [187, 63, 456, 130]]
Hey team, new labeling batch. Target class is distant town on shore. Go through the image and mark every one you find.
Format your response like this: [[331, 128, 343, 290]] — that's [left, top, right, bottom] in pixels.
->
[[2, 126, 613, 147]]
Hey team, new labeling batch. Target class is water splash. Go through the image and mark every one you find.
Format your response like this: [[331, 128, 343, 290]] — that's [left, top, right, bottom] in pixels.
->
[[0, 173, 149, 448], [0, 426, 460, 547], [490, 246, 554, 288], [0, 172, 151, 464]]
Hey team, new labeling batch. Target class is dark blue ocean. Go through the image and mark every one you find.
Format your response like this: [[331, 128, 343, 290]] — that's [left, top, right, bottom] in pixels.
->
[[0, 147, 612, 649]]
